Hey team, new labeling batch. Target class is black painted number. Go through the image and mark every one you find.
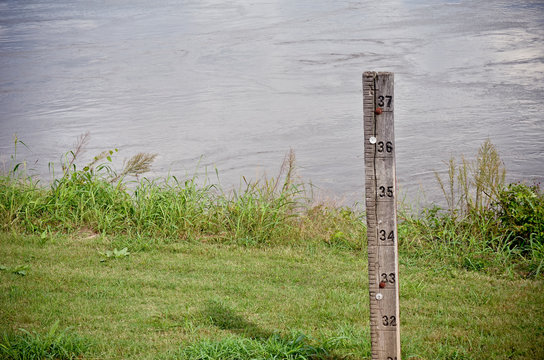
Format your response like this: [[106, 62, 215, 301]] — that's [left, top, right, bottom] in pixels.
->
[[379, 229, 395, 242], [382, 315, 397, 327], [377, 95, 393, 107], [378, 186, 394, 198], [381, 272, 396, 284], [376, 141, 393, 153], [387, 357, 398, 360]]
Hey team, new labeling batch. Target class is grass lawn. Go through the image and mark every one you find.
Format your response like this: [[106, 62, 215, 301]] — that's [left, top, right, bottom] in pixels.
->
[[1, 231, 543, 359]]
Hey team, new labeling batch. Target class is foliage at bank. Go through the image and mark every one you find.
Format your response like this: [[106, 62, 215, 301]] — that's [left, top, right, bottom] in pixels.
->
[[0, 134, 363, 250], [1, 136, 542, 277], [1, 135, 543, 359]]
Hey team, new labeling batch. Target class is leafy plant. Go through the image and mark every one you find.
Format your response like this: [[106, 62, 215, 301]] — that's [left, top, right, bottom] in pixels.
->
[[496, 183, 544, 249], [0, 264, 29, 276], [100, 247, 130, 261], [402, 140, 543, 277]]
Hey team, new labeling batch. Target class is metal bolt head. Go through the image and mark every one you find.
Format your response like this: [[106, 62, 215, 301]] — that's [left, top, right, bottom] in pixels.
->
[[379, 281, 386, 288], [375, 107, 383, 115], [376, 293, 383, 300]]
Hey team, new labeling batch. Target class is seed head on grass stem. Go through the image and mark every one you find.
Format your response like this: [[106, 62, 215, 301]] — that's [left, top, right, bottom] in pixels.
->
[[62, 131, 90, 178], [111, 152, 158, 183]]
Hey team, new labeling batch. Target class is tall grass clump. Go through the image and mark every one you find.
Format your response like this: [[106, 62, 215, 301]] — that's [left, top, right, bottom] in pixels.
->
[[210, 150, 304, 245], [400, 139, 544, 277], [0, 135, 365, 249], [435, 139, 505, 217], [0, 321, 90, 360], [130, 176, 216, 239]]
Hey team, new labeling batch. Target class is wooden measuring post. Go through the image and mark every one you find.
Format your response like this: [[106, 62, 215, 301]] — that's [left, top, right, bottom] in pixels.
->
[[363, 71, 401, 360]]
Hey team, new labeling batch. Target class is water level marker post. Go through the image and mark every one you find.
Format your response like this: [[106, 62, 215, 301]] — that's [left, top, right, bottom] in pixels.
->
[[362, 71, 401, 360]]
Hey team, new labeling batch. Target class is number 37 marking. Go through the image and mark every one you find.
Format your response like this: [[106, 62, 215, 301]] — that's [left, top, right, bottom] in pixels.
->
[[377, 95, 392, 107]]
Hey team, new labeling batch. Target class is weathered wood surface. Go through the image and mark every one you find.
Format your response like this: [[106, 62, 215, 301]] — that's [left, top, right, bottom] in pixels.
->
[[363, 72, 401, 360]]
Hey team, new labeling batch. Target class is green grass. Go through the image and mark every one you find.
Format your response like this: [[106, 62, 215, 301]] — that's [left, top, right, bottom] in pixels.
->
[[169, 333, 333, 360], [1, 232, 543, 359], [1, 137, 544, 359], [0, 320, 90, 360]]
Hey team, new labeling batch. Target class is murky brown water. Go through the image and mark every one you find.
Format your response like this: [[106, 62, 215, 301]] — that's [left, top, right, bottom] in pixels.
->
[[1, 0, 543, 205]]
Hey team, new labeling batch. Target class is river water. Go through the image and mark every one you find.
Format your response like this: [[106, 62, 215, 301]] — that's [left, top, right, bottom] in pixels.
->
[[1, 0, 543, 205]]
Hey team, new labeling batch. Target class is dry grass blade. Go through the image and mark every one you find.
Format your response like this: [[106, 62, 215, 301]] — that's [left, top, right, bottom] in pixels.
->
[[62, 132, 90, 177], [473, 139, 505, 209], [273, 148, 296, 194], [282, 148, 296, 192], [434, 157, 456, 216]]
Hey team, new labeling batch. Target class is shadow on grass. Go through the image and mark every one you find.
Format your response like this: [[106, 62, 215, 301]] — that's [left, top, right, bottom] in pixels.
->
[[195, 299, 350, 360], [202, 299, 273, 339]]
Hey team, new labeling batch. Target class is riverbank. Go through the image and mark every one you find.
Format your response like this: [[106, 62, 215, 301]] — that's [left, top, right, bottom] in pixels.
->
[[1, 140, 543, 358], [2, 139, 542, 277]]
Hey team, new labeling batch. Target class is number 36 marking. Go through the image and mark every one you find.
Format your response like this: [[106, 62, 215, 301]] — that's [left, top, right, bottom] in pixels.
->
[[377, 141, 393, 153]]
